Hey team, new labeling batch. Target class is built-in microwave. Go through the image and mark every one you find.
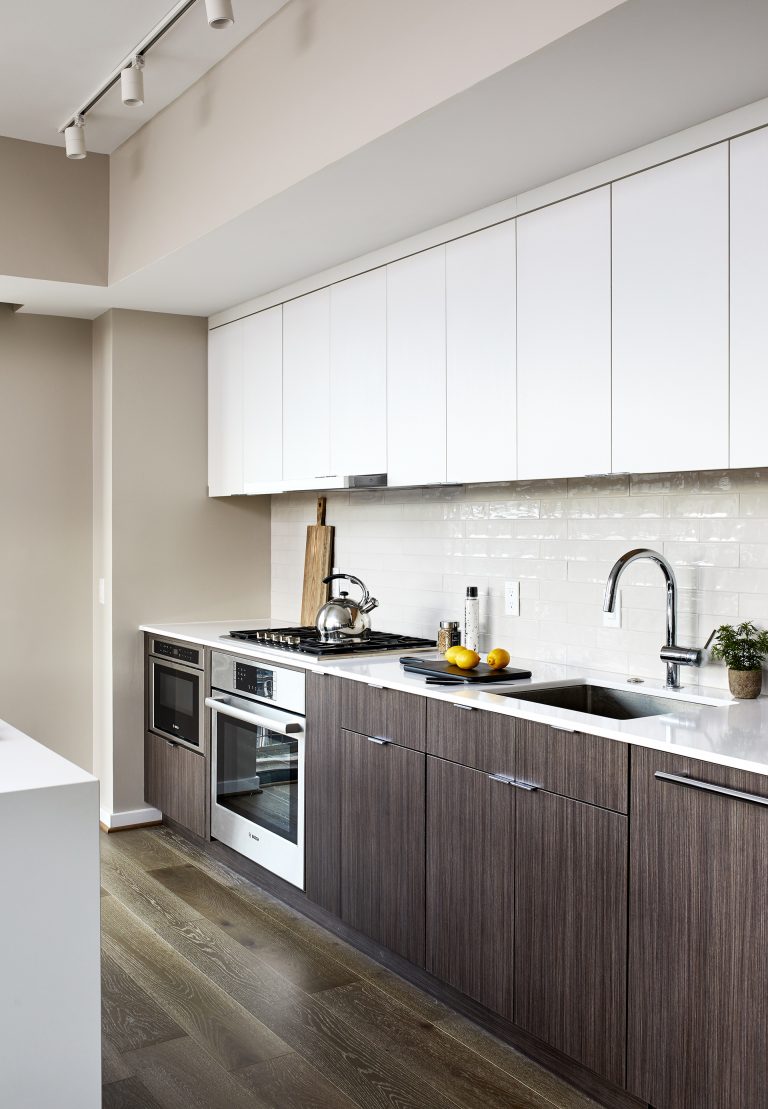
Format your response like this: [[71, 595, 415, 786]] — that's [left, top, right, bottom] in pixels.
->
[[148, 637, 205, 752]]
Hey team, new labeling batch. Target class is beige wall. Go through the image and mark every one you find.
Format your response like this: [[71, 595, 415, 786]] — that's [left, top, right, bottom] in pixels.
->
[[109, 0, 624, 282], [0, 307, 93, 769], [94, 309, 271, 817], [0, 136, 108, 285]]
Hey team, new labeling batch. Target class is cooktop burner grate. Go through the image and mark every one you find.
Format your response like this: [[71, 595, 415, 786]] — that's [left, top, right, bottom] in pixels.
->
[[222, 627, 436, 658]]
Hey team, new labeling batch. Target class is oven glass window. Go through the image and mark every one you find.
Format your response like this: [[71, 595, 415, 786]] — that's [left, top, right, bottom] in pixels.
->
[[216, 716, 298, 844], [153, 664, 200, 748]]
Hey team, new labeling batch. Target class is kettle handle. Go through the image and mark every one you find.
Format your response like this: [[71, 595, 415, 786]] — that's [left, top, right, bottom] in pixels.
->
[[322, 573, 379, 614]]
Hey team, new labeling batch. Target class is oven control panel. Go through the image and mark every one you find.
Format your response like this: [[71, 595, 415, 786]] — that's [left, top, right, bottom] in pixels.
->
[[235, 662, 274, 700], [152, 640, 201, 667]]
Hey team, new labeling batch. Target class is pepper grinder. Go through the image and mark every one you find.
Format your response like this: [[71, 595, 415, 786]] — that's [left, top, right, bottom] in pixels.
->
[[463, 586, 479, 652]]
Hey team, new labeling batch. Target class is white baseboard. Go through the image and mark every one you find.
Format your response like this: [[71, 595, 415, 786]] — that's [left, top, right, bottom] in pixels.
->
[[99, 805, 162, 831]]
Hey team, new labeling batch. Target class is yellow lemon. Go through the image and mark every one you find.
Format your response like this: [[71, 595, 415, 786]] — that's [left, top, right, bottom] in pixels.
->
[[444, 644, 465, 663], [487, 648, 511, 671], [454, 648, 481, 670]]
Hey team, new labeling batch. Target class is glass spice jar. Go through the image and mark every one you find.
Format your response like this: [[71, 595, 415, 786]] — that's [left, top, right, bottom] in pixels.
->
[[437, 620, 461, 654]]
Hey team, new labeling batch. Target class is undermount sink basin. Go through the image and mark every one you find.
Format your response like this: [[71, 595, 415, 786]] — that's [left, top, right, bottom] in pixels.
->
[[496, 683, 702, 721]]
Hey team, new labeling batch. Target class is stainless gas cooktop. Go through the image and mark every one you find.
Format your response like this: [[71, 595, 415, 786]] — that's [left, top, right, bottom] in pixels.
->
[[220, 626, 436, 658]]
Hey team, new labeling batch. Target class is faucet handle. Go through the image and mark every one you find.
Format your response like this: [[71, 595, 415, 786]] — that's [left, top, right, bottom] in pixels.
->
[[660, 629, 717, 670]]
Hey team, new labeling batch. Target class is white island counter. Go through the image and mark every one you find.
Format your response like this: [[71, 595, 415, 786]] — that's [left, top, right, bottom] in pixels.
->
[[0, 719, 101, 1109]]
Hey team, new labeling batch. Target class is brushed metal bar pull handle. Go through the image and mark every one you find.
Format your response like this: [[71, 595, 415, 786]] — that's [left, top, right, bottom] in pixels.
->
[[165, 739, 177, 749], [368, 684, 385, 690], [655, 771, 768, 808], [367, 736, 390, 746], [453, 703, 476, 711], [488, 773, 537, 791]]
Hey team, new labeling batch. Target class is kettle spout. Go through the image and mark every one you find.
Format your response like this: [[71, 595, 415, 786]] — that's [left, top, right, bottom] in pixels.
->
[[360, 596, 379, 614]]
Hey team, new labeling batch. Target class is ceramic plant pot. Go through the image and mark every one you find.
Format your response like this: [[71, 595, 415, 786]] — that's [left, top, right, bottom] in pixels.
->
[[728, 668, 763, 699]]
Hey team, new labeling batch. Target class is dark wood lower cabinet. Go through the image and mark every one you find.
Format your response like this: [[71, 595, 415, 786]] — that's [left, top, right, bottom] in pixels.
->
[[426, 757, 514, 1019], [514, 789, 628, 1088], [340, 729, 426, 965], [304, 673, 344, 915], [628, 747, 768, 1109], [144, 731, 207, 838]]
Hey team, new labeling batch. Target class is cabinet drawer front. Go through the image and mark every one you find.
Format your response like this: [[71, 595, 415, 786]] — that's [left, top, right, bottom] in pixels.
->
[[516, 720, 628, 812], [426, 699, 515, 774], [341, 681, 426, 751], [144, 732, 207, 838]]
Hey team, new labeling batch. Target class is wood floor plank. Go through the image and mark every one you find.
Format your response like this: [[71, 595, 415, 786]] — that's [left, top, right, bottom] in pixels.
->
[[149, 862, 359, 993], [101, 950, 185, 1053], [124, 1036, 267, 1109], [104, 827, 191, 871], [102, 1036, 134, 1085], [317, 980, 560, 1109], [434, 1014, 602, 1109], [102, 894, 293, 1073], [235, 1053, 362, 1109], [102, 1075, 165, 1109]]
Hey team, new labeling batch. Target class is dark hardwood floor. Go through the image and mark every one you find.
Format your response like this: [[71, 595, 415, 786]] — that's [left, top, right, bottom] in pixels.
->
[[100, 826, 599, 1109]]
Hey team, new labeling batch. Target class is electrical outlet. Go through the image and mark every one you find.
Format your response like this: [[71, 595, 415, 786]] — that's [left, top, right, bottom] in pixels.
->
[[603, 588, 621, 628], [504, 580, 520, 617]]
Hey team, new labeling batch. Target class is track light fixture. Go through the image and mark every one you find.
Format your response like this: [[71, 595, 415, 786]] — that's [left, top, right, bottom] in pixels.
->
[[205, 0, 235, 29], [64, 115, 87, 159], [60, 0, 237, 157], [121, 55, 145, 107]]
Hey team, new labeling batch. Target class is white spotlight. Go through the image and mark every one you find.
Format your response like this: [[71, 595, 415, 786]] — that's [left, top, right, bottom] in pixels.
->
[[121, 56, 145, 107], [65, 115, 87, 159], [205, 0, 234, 29]]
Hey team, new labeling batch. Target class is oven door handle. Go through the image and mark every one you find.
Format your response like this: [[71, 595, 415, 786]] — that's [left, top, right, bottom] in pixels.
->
[[205, 695, 304, 735]]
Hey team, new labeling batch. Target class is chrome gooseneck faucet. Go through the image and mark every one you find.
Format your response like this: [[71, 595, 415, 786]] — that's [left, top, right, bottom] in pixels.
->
[[603, 548, 711, 689]]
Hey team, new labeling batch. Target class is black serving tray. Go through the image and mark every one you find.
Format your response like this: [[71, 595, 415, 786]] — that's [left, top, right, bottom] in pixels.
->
[[399, 656, 532, 684]]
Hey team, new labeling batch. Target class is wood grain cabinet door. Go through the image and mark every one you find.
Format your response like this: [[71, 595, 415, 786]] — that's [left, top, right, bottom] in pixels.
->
[[628, 748, 768, 1109], [144, 732, 207, 839], [514, 788, 628, 1087], [304, 673, 344, 915], [426, 757, 515, 1019], [340, 729, 426, 966]]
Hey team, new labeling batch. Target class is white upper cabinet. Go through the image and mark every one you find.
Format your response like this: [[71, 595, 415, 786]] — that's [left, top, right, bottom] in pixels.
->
[[242, 306, 283, 494], [446, 222, 516, 484], [330, 268, 387, 477], [517, 188, 611, 479], [387, 246, 447, 486], [612, 144, 729, 474], [730, 127, 768, 468], [282, 288, 331, 485], [208, 319, 244, 496]]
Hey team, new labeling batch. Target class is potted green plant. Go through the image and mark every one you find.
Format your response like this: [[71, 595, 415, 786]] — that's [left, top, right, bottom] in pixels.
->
[[710, 621, 768, 698]]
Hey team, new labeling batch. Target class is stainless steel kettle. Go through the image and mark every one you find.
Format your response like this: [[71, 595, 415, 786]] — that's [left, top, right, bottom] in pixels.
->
[[316, 573, 379, 641]]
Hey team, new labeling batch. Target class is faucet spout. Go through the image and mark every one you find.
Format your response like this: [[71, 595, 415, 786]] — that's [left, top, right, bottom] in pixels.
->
[[603, 548, 680, 688]]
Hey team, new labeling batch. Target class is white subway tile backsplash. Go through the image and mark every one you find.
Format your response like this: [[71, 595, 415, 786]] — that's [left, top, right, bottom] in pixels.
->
[[271, 469, 768, 685]]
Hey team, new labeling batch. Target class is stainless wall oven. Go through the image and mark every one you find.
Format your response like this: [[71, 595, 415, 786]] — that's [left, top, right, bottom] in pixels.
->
[[207, 650, 306, 889], [148, 637, 205, 752]]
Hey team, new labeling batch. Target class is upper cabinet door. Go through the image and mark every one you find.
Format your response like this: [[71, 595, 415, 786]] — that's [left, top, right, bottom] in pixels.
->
[[731, 128, 768, 469], [612, 144, 729, 474], [446, 223, 516, 484], [242, 306, 283, 494], [208, 320, 244, 496], [517, 188, 611, 479], [387, 246, 446, 486], [283, 288, 331, 485], [330, 269, 387, 477]]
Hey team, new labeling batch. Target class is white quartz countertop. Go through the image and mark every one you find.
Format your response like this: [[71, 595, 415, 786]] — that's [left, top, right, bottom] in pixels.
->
[[141, 619, 768, 778], [0, 718, 96, 795]]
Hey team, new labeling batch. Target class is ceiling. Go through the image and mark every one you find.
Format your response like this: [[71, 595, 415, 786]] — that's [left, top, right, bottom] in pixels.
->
[[0, 0, 288, 153], [6, 0, 768, 319]]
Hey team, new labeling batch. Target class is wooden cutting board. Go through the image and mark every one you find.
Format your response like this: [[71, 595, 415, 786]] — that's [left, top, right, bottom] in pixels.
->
[[300, 496, 335, 625]]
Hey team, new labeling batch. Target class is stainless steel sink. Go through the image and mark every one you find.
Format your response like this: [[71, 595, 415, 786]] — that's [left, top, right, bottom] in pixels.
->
[[496, 683, 702, 721]]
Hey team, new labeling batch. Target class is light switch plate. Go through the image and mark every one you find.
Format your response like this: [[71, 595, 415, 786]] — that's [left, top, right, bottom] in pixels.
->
[[603, 588, 621, 627], [504, 580, 520, 617]]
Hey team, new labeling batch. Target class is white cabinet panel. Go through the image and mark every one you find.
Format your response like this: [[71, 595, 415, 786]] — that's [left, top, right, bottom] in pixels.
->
[[283, 288, 331, 485], [517, 187, 611, 479], [446, 222, 516, 484], [387, 246, 446, 486], [731, 128, 768, 468], [242, 306, 283, 494], [612, 144, 729, 474], [208, 320, 244, 496], [330, 268, 387, 477]]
